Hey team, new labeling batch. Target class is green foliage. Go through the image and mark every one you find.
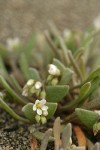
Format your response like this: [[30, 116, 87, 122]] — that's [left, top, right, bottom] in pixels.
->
[[75, 108, 99, 128], [0, 24, 100, 149], [22, 102, 57, 122], [46, 85, 69, 102]]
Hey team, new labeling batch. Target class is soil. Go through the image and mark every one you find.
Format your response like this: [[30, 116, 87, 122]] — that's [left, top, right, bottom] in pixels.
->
[[0, 109, 30, 150]]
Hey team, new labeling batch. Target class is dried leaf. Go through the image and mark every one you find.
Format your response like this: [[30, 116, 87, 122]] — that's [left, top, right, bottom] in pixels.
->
[[73, 126, 86, 148], [30, 137, 38, 150], [40, 129, 52, 150], [62, 123, 72, 149], [53, 117, 61, 150]]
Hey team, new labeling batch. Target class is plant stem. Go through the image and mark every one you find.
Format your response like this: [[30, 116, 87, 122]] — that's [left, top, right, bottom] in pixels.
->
[[68, 51, 83, 81], [44, 30, 60, 58], [0, 97, 29, 123]]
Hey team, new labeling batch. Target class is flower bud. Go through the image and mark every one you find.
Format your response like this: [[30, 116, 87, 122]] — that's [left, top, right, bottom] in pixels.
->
[[47, 75, 53, 82], [30, 86, 36, 94], [22, 90, 28, 97], [34, 81, 42, 90], [41, 116, 47, 124], [27, 79, 34, 86], [35, 114, 41, 123], [51, 78, 59, 86], [40, 90, 46, 99], [48, 64, 60, 76]]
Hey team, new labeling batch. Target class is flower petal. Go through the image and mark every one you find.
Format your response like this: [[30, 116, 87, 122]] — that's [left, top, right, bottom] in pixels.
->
[[33, 105, 36, 111], [42, 105, 48, 111], [35, 100, 40, 105], [37, 109, 42, 115], [41, 99, 46, 105]]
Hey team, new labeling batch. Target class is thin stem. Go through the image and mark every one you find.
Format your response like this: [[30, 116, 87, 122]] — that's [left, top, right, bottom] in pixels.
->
[[62, 113, 76, 124], [44, 30, 60, 58], [0, 76, 27, 105], [70, 83, 82, 90], [68, 51, 83, 81], [0, 97, 29, 123], [10, 74, 22, 93]]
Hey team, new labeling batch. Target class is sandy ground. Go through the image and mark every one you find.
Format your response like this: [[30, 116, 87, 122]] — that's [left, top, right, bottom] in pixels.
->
[[0, 0, 100, 42]]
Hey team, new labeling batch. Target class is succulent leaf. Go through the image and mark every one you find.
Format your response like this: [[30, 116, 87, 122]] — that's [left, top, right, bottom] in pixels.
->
[[46, 85, 69, 102], [75, 108, 99, 128]]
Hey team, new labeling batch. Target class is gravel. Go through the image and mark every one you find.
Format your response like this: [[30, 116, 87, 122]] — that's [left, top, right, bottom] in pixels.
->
[[0, 109, 30, 150]]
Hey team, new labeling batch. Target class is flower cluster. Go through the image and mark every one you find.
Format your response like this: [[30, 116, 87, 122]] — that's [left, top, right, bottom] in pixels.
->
[[22, 79, 45, 98], [6, 37, 20, 52], [33, 99, 48, 124], [47, 64, 61, 85]]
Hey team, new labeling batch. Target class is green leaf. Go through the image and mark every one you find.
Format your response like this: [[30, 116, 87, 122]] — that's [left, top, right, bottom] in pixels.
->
[[22, 103, 35, 122], [78, 82, 91, 103], [0, 76, 26, 105], [46, 102, 57, 119], [0, 97, 29, 123], [32, 130, 54, 141], [93, 122, 100, 133], [85, 67, 100, 82], [46, 85, 69, 102], [29, 68, 41, 81], [87, 77, 100, 97], [75, 108, 99, 128], [0, 45, 8, 58], [24, 33, 36, 61], [19, 54, 30, 80], [53, 58, 66, 72], [22, 102, 57, 121], [59, 68, 73, 85]]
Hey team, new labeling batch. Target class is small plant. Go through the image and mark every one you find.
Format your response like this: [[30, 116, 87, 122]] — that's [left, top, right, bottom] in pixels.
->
[[0, 22, 100, 149]]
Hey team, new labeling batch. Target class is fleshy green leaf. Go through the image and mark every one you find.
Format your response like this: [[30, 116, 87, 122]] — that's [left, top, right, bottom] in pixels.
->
[[0, 97, 29, 123], [22, 103, 35, 122], [46, 102, 57, 119], [31, 130, 54, 141], [77, 82, 91, 103], [85, 67, 100, 82], [46, 85, 69, 102], [59, 68, 74, 85], [29, 68, 41, 81], [75, 108, 99, 128], [0, 76, 26, 105], [53, 58, 66, 72], [19, 54, 30, 80]]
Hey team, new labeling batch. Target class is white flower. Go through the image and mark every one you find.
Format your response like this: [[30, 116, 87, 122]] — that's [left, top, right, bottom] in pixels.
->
[[94, 110, 100, 115], [27, 79, 34, 86], [48, 64, 60, 76], [7, 37, 20, 51], [93, 14, 100, 30], [33, 99, 48, 116], [34, 81, 42, 90]]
